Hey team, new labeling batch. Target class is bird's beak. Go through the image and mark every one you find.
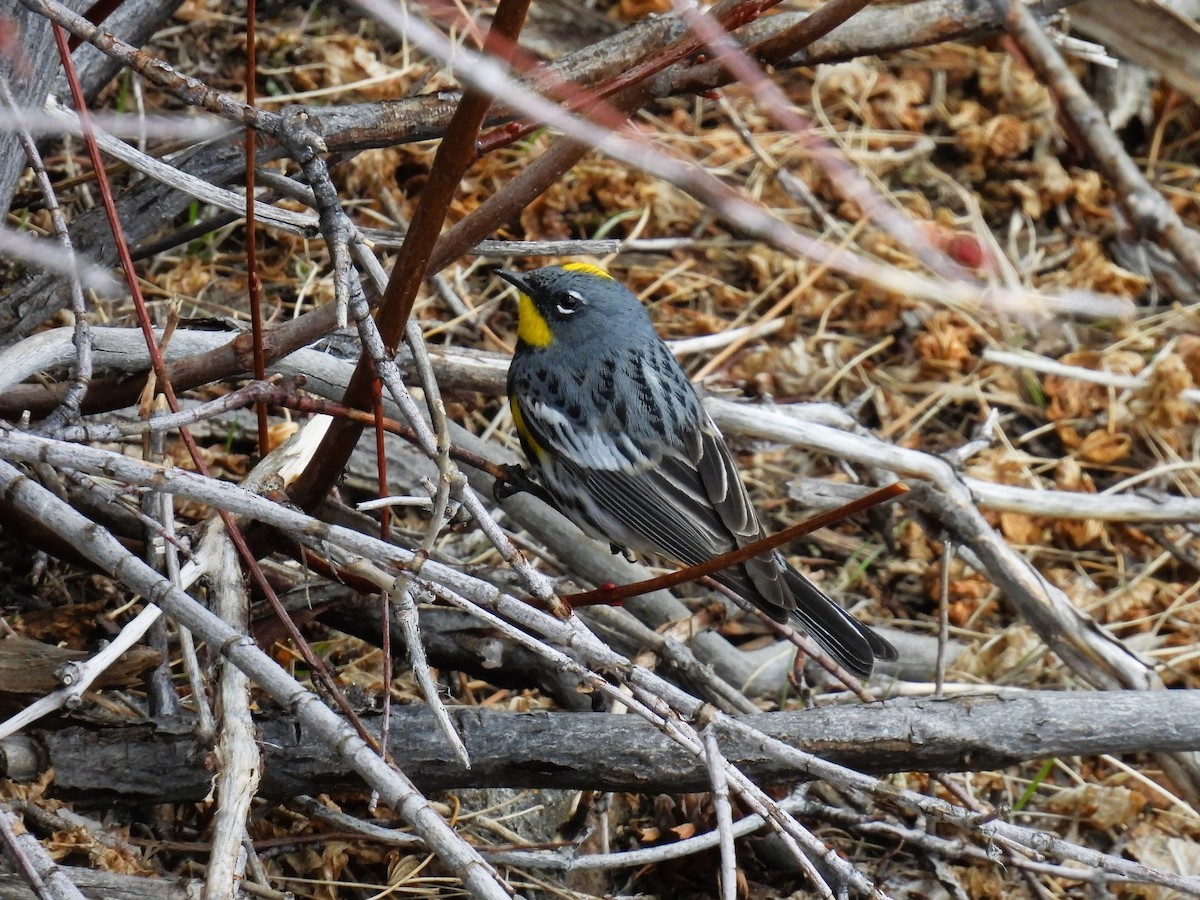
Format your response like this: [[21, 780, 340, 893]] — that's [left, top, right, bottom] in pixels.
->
[[496, 269, 530, 294]]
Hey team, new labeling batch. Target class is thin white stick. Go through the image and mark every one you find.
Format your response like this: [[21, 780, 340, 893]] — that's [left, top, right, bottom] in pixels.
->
[[0, 458, 511, 900], [0, 604, 161, 742], [704, 726, 738, 900], [983, 347, 1200, 404]]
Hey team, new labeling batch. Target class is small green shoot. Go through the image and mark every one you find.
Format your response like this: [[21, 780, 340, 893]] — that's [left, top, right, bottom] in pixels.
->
[[1013, 757, 1056, 813]]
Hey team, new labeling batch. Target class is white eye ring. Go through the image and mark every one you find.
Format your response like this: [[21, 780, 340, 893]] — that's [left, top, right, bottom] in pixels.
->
[[556, 290, 585, 316]]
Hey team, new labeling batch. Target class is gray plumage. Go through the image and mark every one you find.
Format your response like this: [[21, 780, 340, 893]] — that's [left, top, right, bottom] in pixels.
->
[[501, 265, 896, 677]]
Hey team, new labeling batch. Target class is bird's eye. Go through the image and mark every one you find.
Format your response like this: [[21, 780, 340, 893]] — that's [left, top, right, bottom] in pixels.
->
[[556, 290, 585, 316]]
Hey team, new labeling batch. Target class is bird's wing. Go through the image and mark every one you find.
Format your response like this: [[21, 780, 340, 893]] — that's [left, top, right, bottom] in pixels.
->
[[686, 415, 795, 617], [519, 395, 794, 615], [519, 393, 892, 675], [689, 417, 893, 672]]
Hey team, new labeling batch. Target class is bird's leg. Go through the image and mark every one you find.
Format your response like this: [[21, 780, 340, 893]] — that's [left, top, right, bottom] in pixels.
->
[[493, 463, 561, 510]]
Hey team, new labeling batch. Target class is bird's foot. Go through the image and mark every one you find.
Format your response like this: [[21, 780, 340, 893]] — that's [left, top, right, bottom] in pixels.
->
[[494, 464, 560, 510], [610, 543, 637, 563]]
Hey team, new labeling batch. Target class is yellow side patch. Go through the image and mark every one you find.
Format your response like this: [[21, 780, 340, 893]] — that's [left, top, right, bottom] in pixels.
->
[[510, 395, 546, 458], [517, 292, 553, 348], [562, 261, 613, 280]]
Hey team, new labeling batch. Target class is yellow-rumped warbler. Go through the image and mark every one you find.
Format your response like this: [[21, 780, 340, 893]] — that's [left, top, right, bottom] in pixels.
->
[[498, 263, 896, 677]]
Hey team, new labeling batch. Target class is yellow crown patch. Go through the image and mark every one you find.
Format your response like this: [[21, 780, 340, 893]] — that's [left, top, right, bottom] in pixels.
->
[[561, 261, 613, 280]]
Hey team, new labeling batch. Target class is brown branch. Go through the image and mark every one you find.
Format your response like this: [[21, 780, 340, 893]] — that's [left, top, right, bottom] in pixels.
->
[[748, 0, 872, 65], [669, 0, 1077, 95], [565, 483, 908, 608], [289, 0, 532, 513], [476, 0, 784, 155]]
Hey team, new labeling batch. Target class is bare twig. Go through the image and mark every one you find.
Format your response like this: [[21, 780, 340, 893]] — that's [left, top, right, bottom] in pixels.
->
[[936, 539, 952, 697], [703, 726, 738, 900], [998, 0, 1200, 286], [0, 78, 110, 410], [241, 0, 271, 459], [565, 485, 907, 607], [0, 605, 162, 741], [0, 457, 512, 900], [983, 347, 1200, 405], [0, 804, 87, 900], [748, 0, 873, 64], [200, 527, 259, 900]]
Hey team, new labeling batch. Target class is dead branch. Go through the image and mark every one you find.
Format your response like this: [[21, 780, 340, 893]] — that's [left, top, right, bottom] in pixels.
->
[[197, 529, 257, 900], [0, 864, 200, 900], [0, 805, 86, 900], [0, 0, 1083, 348], [1001, 0, 1200, 286], [0, 458, 511, 900], [8, 691, 1200, 800]]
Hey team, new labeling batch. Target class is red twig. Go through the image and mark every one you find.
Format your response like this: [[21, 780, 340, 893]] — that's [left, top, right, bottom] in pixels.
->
[[565, 483, 909, 608], [748, 0, 872, 64], [476, 0, 785, 155], [50, 23, 381, 755], [245, 0, 269, 457]]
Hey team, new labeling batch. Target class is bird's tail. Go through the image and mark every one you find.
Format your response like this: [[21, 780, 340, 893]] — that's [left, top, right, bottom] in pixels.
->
[[712, 557, 897, 678], [781, 567, 897, 678]]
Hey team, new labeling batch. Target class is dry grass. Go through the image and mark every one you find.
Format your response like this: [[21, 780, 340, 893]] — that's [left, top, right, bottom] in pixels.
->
[[3, 0, 1200, 897]]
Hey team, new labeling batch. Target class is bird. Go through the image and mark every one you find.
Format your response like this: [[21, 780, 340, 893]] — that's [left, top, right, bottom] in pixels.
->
[[498, 262, 896, 677]]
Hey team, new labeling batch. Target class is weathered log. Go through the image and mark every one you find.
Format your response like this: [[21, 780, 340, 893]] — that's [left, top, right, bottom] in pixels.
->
[[7, 691, 1199, 803]]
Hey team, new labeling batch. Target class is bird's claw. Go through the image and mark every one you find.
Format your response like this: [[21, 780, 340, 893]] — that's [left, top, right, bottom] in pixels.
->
[[610, 543, 636, 563], [494, 464, 561, 511]]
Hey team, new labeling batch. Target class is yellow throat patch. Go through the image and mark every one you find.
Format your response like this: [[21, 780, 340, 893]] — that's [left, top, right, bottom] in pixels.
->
[[514, 263, 612, 348], [516, 292, 552, 347]]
